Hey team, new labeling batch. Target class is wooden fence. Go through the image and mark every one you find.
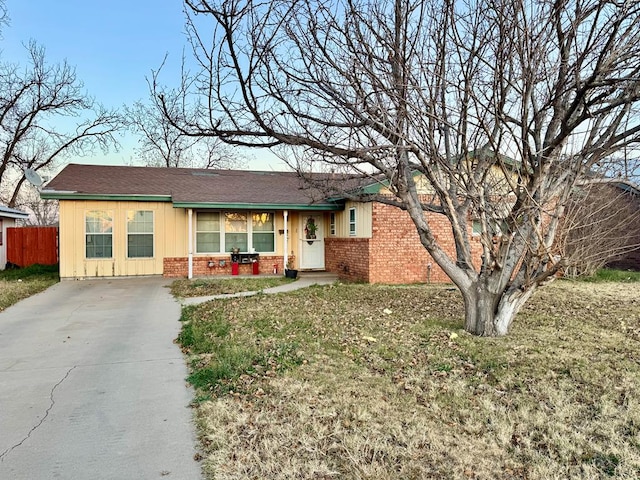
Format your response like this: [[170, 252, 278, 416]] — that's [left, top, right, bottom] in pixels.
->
[[7, 226, 58, 267]]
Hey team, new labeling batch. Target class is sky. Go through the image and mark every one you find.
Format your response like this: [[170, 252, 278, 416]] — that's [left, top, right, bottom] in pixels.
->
[[1, 0, 285, 172]]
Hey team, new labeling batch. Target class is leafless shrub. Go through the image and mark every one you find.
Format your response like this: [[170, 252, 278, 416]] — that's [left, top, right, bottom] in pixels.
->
[[558, 182, 640, 277]]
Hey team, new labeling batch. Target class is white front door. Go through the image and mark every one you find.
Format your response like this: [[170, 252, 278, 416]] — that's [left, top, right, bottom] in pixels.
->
[[299, 213, 325, 270]]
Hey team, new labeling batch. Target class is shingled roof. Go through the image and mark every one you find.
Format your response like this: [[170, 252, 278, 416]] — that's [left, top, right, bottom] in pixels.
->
[[42, 164, 347, 210]]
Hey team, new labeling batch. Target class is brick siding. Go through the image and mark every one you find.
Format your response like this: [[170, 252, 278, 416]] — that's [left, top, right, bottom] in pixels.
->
[[325, 200, 483, 284], [325, 237, 370, 282], [163, 255, 285, 278], [370, 202, 450, 283]]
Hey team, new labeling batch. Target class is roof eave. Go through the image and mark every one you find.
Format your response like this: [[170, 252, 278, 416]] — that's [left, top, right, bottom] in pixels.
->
[[40, 191, 173, 202], [0, 211, 29, 219], [172, 201, 344, 211]]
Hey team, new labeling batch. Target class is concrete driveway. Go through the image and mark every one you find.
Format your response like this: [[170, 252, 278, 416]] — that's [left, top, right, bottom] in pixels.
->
[[0, 277, 202, 479]]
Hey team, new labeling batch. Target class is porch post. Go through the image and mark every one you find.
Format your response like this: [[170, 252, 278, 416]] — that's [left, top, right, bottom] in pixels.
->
[[283, 210, 288, 274], [188, 208, 193, 279]]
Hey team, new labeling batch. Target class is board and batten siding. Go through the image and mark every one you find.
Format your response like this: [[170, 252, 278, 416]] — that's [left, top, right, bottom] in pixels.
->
[[328, 201, 372, 238], [58, 200, 187, 278]]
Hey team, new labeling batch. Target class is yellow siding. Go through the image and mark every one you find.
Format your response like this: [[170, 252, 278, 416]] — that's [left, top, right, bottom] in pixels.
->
[[59, 203, 312, 278], [328, 202, 372, 238], [58, 200, 186, 278], [379, 174, 435, 195], [378, 168, 516, 196]]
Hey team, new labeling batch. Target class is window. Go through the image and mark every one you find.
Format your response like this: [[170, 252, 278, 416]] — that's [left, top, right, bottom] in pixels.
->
[[472, 219, 508, 236], [349, 208, 356, 236], [196, 211, 276, 253], [252, 212, 275, 252], [330, 213, 336, 235], [196, 212, 220, 253], [225, 212, 248, 252], [0, 219, 3, 246], [86, 211, 113, 258], [127, 210, 154, 258], [472, 219, 482, 235]]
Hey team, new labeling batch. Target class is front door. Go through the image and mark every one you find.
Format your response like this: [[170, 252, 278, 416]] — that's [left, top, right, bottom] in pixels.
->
[[299, 213, 325, 270]]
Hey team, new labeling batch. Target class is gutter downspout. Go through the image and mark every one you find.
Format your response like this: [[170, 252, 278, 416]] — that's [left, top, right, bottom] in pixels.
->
[[188, 208, 193, 279], [283, 210, 288, 274]]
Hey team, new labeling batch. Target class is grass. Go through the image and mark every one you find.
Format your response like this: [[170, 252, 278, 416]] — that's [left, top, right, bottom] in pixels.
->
[[170, 276, 295, 297], [178, 278, 640, 479], [580, 268, 640, 283], [0, 264, 59, 311]]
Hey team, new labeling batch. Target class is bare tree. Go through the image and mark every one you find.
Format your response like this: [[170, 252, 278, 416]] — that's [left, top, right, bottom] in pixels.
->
[[157, 0, 640, 336], [557, 181, 640, 277], [9, 183, 59, 226], [125, 77, 244, 169], [0, 40, 121, 207]]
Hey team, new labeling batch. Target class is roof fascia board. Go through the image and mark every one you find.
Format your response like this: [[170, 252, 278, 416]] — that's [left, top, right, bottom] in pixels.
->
[[173, 202, 343, 211], [40, 192, 173, 202], [0, 211, 29, 219]]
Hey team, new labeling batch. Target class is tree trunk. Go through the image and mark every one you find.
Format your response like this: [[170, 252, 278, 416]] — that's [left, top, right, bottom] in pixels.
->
[[463, 281, 536, 336]]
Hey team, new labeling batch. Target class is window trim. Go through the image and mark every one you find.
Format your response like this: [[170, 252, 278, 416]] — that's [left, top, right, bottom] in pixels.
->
[[196, 211, 221, 254], [472, 219, 482, 236], [85, 210, 113, 259], [126, 210, 155, 259], [195, 210, 276, 254], [472, 218, 508, 237], [251, 212, 275, 253], [349, 207, 356, 236], [329, 212, 336, 236], [0, 218, 3, 246]]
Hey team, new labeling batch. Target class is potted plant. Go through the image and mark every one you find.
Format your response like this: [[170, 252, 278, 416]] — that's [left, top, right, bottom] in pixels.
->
[[285, 257, 298, 279]]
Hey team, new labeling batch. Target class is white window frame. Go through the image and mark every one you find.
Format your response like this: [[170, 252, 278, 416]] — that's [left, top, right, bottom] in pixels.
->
[[329, 212, 336, 235], [85, 210, 113, 259], [126, 210, 154, 259], [472, 218, 508, 237], [251, 212, 276, 253], [349, 208, 356, 236], [195, 211, 276, 253], [196, 212, 221, 253]]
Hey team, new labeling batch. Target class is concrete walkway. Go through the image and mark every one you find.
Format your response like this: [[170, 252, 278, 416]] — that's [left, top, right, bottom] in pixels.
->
[[181, 272, 339, 305], [0, 278, 202, 480]]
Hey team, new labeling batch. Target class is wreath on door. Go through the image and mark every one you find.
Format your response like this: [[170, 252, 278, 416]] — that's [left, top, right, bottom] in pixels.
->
[[304, 217, 317, 243]]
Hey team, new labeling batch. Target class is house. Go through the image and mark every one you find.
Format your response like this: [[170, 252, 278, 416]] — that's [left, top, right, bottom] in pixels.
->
[[0, 205, 29, 270], [41, 164, 481, 283]]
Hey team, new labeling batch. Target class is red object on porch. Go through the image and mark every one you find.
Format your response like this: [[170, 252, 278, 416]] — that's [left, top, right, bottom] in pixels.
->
[[252, 261, 259, 275], [231, 262, 239, 275]]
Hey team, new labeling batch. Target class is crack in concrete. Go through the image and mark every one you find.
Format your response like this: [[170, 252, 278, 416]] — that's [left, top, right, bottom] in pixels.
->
[[3, 356, 185, 373], [0, 365, 77, 462]]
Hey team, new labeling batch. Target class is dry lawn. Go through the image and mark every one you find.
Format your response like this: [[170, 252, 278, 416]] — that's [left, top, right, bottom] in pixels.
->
[[179, 280, 640, 479], [0, 265, 59, 311], [171, 276, 293, 298]]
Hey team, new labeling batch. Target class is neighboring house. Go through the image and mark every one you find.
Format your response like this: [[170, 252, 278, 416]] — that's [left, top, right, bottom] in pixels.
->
[[0, 205, 29, 270], [41, 164, 482, 283], [603, 179, 640, 271]]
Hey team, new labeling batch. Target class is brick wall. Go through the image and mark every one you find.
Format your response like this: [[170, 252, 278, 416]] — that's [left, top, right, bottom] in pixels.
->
[[369, 202, 445, 283], [163, 255, 284, 278], [353, 200, 482, 284], [324, 237, 371, 282]]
